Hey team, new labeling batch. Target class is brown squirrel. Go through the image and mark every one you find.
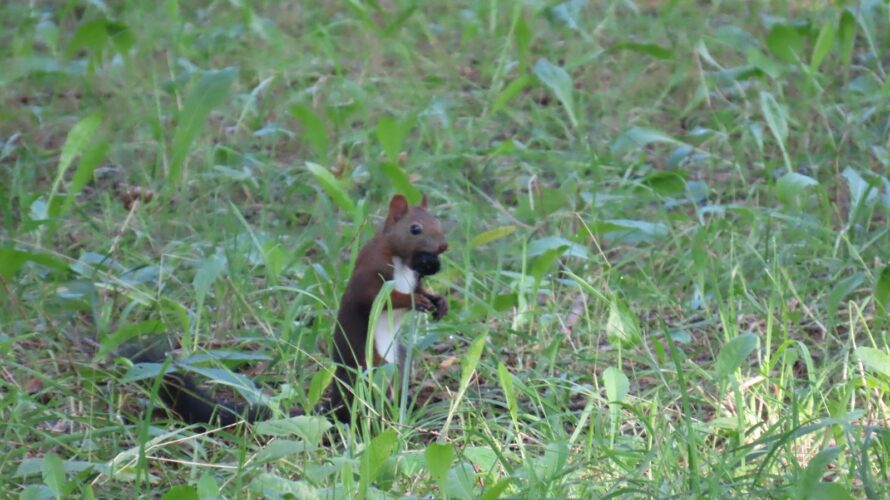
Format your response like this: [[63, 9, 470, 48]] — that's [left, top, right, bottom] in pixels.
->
[[130, 193, 448, 426]]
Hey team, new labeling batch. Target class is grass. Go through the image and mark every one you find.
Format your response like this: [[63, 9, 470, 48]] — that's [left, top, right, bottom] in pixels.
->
[[2, 0, 890, 498]]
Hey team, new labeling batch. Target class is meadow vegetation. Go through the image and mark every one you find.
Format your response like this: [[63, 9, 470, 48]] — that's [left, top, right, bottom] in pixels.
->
[[2, 0, 890, 498]]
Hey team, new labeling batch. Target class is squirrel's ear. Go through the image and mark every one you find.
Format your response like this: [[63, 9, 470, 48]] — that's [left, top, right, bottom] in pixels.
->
[[387, 194, 409, 222], [420, 193, 428, 208]]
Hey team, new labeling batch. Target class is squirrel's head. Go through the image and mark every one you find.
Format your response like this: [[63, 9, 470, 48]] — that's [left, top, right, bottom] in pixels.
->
[[383, 193, 448, 276]]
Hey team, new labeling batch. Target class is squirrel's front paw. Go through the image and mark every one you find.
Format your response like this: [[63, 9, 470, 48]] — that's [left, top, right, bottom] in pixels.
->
[[427, 294, 448, 320], [412, 293, 435, 313]]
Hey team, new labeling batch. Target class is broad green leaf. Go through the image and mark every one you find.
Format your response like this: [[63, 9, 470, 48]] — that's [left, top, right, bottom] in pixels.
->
[[641, 171, 686, 196], [61, 140, 108, 215], [16, 458, 108, 478], [843, 167, 877, 216], [182, 365, 263, 404], [497, 361, 517, 422], [715, 333, 757, 380], [42, 453, 65, 496], [875, 266, 890, 310], [614, 42, 674, 59], [289, 104, 329, 162], [122, 362, 171, 383], [827, 273, 864, 324], [611, 126, 682, 156], [255, 416, 332, 445], [760, 91, 788, 143], [169, 67, 238, 188], [594, 219, 669, 239], [197, 473, 221, 500], [856, 347, 890, 378], [481, 479, 513, 500], [797, 447, 846, 500], [307, 367, 334, 408], [776, 172, 819, 205], [760, 91, 790, 170], [256, 440, 311, 462], [460, 332, 487, 388], [105, 20, 135, 55], [67, 19, 109, 57], [376, 115, 412, 164], [492, 74, 532, 113], [425, 442, 454, 488], [527, 236, 588, 259], [444, 462, 476, 500], [810, 21, 836, 72], [530, 248, 564, 282], [838, 10, 856, 72], [262, 243, 287, 284], [469, 225, 516, 248], [359, 429, 397, 493], [807, 483, 855, 500], [306, 161, 356, 214], [98, 320, 164, 358], [533, 58, 577, 128], [603, 366, 629, 405], [380, 163, 421, 203], [193, 253, 226, 310], [537, 440, 569, 479], [161, 485, 199, 500], [0, 247, 29, 281], [766, 24, 802, 63], [514, 15, 532, 62], [49, 113, 102, 213], [606, 296, 642, 349], [57, 113, 102, 186], [249, 474, 319, 498]]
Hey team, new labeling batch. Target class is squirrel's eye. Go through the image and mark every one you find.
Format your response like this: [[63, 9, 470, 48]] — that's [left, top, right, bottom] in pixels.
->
[[410, 224, 422, 235]]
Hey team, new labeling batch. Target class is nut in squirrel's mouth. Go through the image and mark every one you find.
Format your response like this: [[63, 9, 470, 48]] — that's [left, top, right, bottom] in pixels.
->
[[410, 251, 441, 277]]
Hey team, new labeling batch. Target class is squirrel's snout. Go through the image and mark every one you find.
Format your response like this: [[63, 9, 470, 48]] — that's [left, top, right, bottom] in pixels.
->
[[437, 242, 448, 254]]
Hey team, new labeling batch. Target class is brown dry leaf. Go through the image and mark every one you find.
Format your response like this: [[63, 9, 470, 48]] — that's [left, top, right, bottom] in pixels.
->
[[439, 356, 458, 371], [24, 377, 43, 394]]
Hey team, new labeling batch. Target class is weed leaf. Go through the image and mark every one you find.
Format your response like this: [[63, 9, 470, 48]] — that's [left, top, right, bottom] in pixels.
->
[[380, 163, 421, 203], [425, 442, 454, 489], [41, 453, 65, 496], [306, 161, 356, 214], [469, 225, 516, 248], [776, 172, 818, 205], [461, 332, 487, 388], [359, 429, 397, 493], [169, 67, 238, 188], [611, 126, 682, 156], [875, 266, 890, 311], [810, 21, 836, 72], [161, 484, 198, 500], [194, 253, 226, 310], [856, 347, 890, 378], [839, 10, 856, 71], [307, 367, 334, 408], [289, 104, 329, 162], [606, 296, 642, 349], [715, 334, 757, 380], [766, 24, 802, 63], [533, 58, 577, 128], [603, 366, 629, 405], [614, 42, 674, 59]]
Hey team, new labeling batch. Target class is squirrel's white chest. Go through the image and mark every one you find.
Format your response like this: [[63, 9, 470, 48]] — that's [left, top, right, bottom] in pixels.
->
[[374, 257, 418, 364]]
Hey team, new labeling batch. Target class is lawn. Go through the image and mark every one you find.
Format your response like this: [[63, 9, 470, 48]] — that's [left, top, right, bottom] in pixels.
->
[[2, 0, 890, 498]]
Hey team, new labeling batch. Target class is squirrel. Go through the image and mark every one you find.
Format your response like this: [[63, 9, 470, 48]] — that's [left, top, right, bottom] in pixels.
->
[[128, 193, 448, 426]]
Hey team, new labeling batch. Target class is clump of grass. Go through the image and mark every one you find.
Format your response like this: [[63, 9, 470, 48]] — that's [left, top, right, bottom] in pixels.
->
[[2, 1, 889, 498]]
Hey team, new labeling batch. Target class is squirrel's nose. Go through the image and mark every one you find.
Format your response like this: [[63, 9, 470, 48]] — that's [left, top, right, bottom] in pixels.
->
[[438, 242, 448, 254]]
